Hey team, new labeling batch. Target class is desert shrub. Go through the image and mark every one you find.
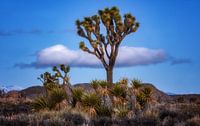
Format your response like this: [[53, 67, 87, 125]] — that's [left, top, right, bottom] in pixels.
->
[[82, 93, 101, 108], [34, 111, 86, 126], [177, 96, 185, 103], [132, 116, 158, 126], [91, 80, 100, 90], [162, 116, 177, 126], [158, 107, 191, 124], [189, 97, 197, 103], [107, 116, 158, 126], [142, 87, 152, 100], [113, 118, 130, 126], [111, 84, 126, 98], [0, 114, 29, 126], [98, 80, 109, 88], [44, 82, 60, 92], [62, 113, 86, 126], [131, 79, 142, 89], [0, 102, 31, 116], [96, 105, 112, 117], [142, 107, 159, 120], [32, 96, 49, 111], [91, 117, 113, 126], [159, 109, 178, 120], [32, 85, 67, 111], [186, 116, 200, 126], [81, 93, 101, 116], [177, 104, 200, 118], [114, 105, 129, 118], [136, 92, 147, 109], [48, 87, 67, 109], [72, 87, 84, 107], [42, 118, 65, 126]]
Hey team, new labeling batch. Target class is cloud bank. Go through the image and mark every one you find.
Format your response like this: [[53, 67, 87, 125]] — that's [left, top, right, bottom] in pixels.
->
[[15, 44, 190, 69]]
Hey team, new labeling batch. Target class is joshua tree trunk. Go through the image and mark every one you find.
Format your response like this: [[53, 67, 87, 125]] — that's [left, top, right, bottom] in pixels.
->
[[106, 67, 113, 84], [63, 77, 73, 104]]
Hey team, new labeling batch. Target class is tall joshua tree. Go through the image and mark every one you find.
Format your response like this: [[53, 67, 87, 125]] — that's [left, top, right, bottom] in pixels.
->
[[76, 7, 139, 84]]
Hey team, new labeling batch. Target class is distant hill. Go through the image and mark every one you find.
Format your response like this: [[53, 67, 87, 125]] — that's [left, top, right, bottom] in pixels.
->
[[170, 94, 200, 103], [20, 86, 45, 99], [2, 83, 200, 104]]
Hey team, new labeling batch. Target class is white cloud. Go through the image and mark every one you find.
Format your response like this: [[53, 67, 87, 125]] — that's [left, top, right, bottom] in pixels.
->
[[15, 44, 169, 69]]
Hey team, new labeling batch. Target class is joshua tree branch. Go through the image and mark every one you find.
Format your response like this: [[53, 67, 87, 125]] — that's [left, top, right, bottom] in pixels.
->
[[103, 43, 110, 59]]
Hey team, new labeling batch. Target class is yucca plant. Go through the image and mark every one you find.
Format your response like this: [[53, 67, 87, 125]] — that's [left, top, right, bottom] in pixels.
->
[[49, 87, 67, 110], [72, 87, 84, 107], [96, 105, 112, 117], [131, 79, 142, 97], [98, 80, 109, 88], [81, 93, 101, 116], [131, 79, 142, 90], [111, 84, 126, 98], [113, 104, 129, 118], [44, 82, 60, 92], [136, 92, 147, 110], [32, 96, 49, 111], [91, 80, 100, 90], [142, 87, 152, 102], [82, 93, 101, 108]]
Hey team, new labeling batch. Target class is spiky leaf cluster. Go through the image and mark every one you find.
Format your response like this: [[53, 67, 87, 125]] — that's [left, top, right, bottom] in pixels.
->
[[91, 80, 109, 89], [48, 87, 67, 109], [142, 87, 152, 101], [81, 93, 101, 108], [111, 84, 126, 98], [72, 87, 84, 107], [32, 96, 49, 111], [136, 87, 152, 109], [136, 92, 147, 109], [131, 79, 142, 90], [114, 104, 129, 118], [52, 64, 70, 78]]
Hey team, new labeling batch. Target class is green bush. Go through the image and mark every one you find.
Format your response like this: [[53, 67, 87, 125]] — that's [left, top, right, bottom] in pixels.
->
[[91, 80, 100, 90], [32, 96, 49, 111], [111, 84, 126, 98], [82, 93, 101, 108], [72, 87, 84, 107], [96, 105, 112, 117], [136, 92, 147, 109], [48, 87, 67, 109], [131, 79, 142, 89]]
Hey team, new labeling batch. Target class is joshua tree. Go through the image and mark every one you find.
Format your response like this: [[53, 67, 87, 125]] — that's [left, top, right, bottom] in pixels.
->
[[76, 7, 139, 84], [38, 64, 72, 103]]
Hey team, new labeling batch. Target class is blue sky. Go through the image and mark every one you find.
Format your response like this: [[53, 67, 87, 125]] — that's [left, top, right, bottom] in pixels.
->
[[0, 0, 200, 94]]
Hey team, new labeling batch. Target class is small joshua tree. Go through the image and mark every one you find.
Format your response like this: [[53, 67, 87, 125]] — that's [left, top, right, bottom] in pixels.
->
[[38, 64, 72, 103], [76, 7, 139, 85]]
